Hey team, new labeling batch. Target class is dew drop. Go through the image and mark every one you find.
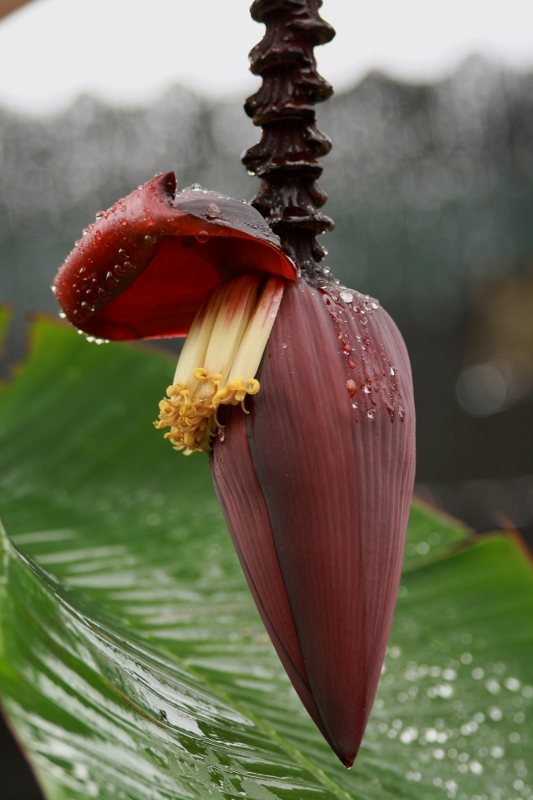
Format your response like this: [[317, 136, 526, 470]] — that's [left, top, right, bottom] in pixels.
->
[[120, 204, 127, 212], [145, 234, 157, 244], [367, 409, 375, 419], [346, 379, 356, 397], [348, 360, 356, 369], [95, 210, 105, 220], [196, 230, 210, 244], [282, 343, 287, 349], [340, 291, 353, 303], [58, 312, 66, 319], [123, 261, 136, 272], [106, 271, 120, 286], [114, 264, 128, 276], [120, 219, 127, 226], [50, 285, 57, 294], [73, 310, 87, 323], [342, 343, 351, 354]]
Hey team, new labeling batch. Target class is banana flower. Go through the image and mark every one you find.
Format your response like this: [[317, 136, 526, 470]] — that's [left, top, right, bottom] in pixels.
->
[[54, 172, 416, 767]]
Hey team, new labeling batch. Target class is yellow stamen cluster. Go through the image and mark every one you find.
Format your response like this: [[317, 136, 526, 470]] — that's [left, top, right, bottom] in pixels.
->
[[154, 273, 284, 454]]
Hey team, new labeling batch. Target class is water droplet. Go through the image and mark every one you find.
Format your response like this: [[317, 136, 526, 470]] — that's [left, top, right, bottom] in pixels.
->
[[106, 271, 120, 286], [217, 427, 225, 443], [340, 291, 353, 303], [390, 366, 396, 376], [364, 385, 371, 394], [123, 261, 135, 272], [81, 302, 95, 313], [196, 230, 210, 244], [367, 410, 375, 419], [50, 285, 57, 294], [144, 235, 157, 244], [348, 360, 356, 369], [190, 183, 202, 191], [120, 219, 127, 226], [82, 228, 89, 236], [95, 210, 105, 220], [114, 264, 128, 276], [120, 204, 126, 212], [247, 169, 256, 176], [346, 379, 356, 397], [73, 310, 87, 323], [58, 312, 66, 319], [282, 343, 287, 349], [342, 343, 351, 354]]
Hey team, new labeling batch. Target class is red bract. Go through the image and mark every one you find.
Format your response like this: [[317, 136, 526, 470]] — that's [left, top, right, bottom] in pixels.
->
[[212, 281, 415, 766], [54, 174, 416, 768], [54, 173, 296, 340]]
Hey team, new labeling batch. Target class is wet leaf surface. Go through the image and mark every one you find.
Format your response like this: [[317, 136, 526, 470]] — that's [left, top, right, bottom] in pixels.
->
[[0, 317, 531, 799]]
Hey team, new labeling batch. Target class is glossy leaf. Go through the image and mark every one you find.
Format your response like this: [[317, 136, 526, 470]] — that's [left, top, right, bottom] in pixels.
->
[[0, 316, 532, 799]]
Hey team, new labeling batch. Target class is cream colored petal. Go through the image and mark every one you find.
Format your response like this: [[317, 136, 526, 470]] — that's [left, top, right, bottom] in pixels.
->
[[204, 273, 261, 384], [173, 281, 228, 386], [228, 276, 284, 383]]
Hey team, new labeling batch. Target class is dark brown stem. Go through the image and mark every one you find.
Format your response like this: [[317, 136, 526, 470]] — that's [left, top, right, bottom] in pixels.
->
[[243, 0, 335, 283]]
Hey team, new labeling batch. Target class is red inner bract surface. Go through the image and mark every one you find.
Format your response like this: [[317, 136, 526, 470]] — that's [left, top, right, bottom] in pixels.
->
[[91, 233, 294, 340], [93, 238, 221, 340], [54, 174, 296, 341]]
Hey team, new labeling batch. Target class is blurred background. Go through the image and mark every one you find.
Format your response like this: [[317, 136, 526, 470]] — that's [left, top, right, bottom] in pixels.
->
[[1, 0, 533, 796], [1, 0, 533, 542], [2, 0, 533, 547]]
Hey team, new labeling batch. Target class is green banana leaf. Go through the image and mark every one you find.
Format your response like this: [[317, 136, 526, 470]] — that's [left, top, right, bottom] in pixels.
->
[[0, 313, 531, 799]]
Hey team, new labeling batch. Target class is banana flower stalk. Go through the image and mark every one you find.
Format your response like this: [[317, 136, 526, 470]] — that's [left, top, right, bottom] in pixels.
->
[[54, 171, 415, 767]]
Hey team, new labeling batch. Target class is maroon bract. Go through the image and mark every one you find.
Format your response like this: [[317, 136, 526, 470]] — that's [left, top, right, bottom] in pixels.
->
[[54, 173, 296, 340], [54, 173, 416, 768], [212, 281, 415, 766]]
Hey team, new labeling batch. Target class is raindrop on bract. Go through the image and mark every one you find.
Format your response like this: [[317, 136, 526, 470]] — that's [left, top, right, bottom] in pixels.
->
[[340, 291, 353, 303], [58, 312, 66, 318], [367, 409, 375, 419], [282, 343, 287, 349], [196, 231, 210, 244], [145, 235, 157, 244], [95, 210, 105, 220]]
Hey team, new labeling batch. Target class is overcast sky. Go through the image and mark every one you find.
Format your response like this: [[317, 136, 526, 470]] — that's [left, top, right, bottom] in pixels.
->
[[1, 0, 533, 115]]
